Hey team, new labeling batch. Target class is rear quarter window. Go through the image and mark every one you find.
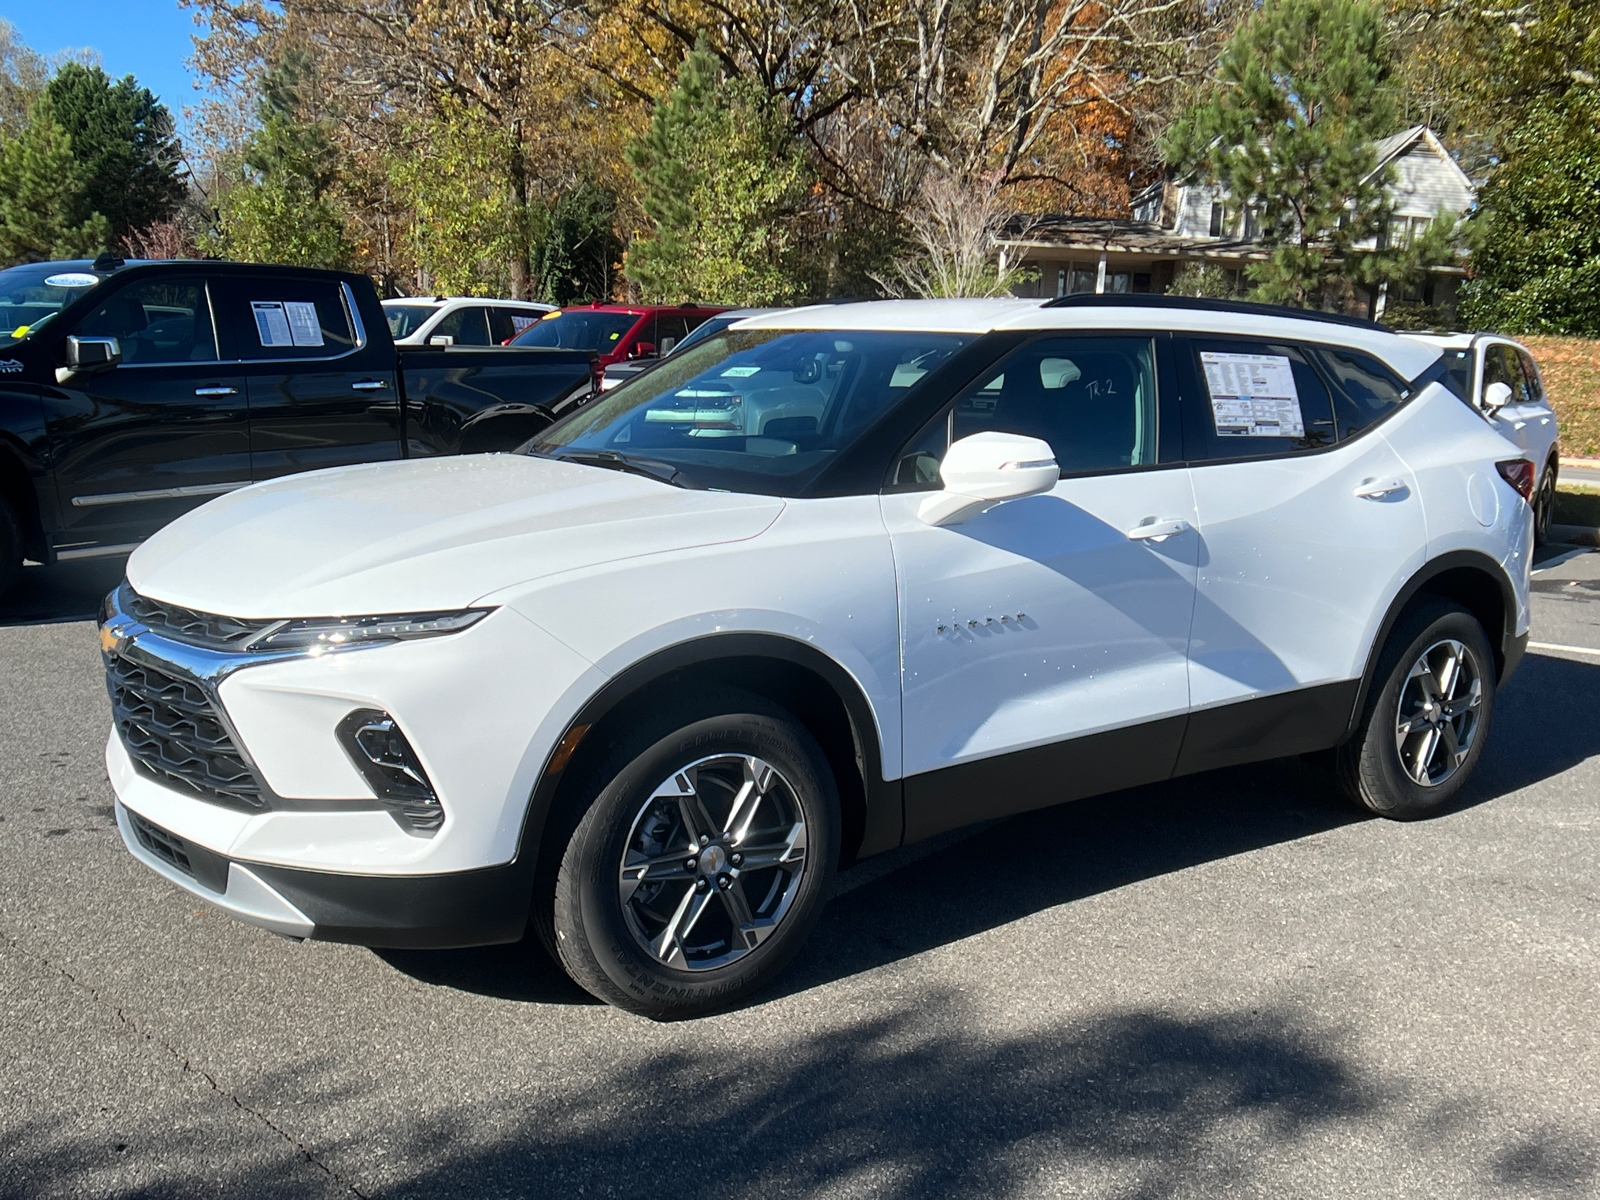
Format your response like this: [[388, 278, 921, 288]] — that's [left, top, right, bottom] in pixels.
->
[[1307, 345, 1408, 438]]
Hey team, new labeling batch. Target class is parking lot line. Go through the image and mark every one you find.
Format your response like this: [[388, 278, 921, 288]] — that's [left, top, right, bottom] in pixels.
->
[[1529, 640, 1600, 657]]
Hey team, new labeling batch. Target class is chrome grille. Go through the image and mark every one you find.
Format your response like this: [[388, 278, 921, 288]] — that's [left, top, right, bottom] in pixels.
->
[[118, 583, 276, 651], [106, 654, 265, 810]]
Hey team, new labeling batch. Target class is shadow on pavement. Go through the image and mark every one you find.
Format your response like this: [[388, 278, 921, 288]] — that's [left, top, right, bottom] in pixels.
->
[[374, 937, 599, 1006], [4, 996, 1593, 1198], [0, 557, 125, 626]]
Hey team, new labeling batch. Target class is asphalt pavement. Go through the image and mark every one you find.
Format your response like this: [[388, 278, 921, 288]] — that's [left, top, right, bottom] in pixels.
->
[[2, 547, 1597, 1199]]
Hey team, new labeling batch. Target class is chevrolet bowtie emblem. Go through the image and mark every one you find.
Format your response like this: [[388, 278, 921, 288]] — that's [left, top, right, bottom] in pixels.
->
[[99, 623, 124, 653]]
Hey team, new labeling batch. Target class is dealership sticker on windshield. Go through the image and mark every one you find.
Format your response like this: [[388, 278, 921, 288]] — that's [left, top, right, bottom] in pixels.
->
[[721, 366, 761, 377], [1201, 351, 1305, 438], [44, 273, 99, 288]]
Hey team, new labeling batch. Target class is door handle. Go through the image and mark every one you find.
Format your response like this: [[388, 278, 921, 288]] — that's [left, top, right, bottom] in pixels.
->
[[352, 380, 389, 392], [194, 386, 238, 396], [1126, 517, 1191, 541], [1354, 477, 1407, 499]]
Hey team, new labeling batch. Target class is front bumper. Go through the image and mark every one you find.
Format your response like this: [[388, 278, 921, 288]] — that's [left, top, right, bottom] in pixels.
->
[[115, 799, 534, 947]]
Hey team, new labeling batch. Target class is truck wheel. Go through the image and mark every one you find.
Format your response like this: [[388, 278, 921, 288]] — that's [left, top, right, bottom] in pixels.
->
[[1331, 600, 1496, 820], [1533, 459, 1557, 547], [0, 497, 22, 599], [551, 688, 838, 1019]]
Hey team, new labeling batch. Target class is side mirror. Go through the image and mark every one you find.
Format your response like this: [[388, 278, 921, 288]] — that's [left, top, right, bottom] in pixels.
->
[[66, 335, 121, 372], [428, 334, 454, 347], [1482, 381, 1513, 413], [918, 432, 1059, 527], [629, 341, 657, 360]]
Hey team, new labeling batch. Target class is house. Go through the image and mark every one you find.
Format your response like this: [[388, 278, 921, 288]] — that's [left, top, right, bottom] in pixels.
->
[[997, 126, 1477, 317]]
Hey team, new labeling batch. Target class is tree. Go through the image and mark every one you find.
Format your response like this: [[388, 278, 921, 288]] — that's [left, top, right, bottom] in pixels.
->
[[0, 18, 46, 134], [217, 51, 350, 268], [0, 97, 110, 264], [1165, 0, 1445, 308], [1460, 88, 1600, 334], [624, 43, 811, 304], [1168, 262, 1235, 298], [874, 170, 1037, 297], [46, 63, 185, 244]]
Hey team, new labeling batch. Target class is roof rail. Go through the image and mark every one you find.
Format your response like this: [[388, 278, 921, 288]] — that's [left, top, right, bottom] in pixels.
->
[[1040, 292, 1389, 333]]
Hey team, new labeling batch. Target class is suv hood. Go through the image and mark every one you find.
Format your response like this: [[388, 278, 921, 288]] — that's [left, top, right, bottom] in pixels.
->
[[127, 455, 785, 618]]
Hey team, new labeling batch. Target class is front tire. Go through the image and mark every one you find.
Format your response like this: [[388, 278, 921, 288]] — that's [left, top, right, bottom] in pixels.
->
[[552, 689, 838, 1018], [1332, 600, 1496, 820], [1533, 459, 1557, 547]]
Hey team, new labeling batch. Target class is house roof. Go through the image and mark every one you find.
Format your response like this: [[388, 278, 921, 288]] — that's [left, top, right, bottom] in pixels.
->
[[995, 214, 1267, 257]]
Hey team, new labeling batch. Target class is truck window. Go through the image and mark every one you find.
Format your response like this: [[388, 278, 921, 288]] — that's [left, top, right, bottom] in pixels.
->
[[74, 280, 218, 365], [221, 280, 357, 359]]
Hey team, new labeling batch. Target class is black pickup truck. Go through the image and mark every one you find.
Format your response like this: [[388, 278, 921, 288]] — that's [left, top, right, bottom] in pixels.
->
[[0, 258, 595, 595]]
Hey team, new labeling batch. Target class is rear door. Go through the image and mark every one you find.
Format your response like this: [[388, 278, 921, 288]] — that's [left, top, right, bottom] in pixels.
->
[[45, 274, 250, 551], [1175, 335, 1427, 772], [214, 275, 402, 481], [428, 305, 493, 347]]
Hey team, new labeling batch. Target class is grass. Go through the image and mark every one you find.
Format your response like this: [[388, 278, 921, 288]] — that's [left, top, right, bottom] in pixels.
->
[[1521, 336, 1600, 458]]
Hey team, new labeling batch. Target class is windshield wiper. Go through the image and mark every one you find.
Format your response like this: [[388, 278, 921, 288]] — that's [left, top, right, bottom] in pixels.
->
[[552, 449, 702, 490]]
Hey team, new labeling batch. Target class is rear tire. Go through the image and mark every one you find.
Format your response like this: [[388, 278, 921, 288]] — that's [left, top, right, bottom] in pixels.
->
[[1533, 459, 1557, 547], [1331, 600, 1496, 820], [551, 687, 838, 1019], [0, 497, 22, 600]]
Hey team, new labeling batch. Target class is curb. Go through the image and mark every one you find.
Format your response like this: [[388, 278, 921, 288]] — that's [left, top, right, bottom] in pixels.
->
[[1559, 457, 1600, 470]]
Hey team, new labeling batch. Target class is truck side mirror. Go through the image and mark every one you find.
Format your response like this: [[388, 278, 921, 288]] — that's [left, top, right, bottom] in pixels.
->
[[630, 341, 657, 360], [1482, 381, 1513, 413], [428, 335, 454, 347], [66, 335, 121, 371]]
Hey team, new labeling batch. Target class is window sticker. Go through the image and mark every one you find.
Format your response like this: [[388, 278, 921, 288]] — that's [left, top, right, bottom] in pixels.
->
[[284, 301, 324, 347], [509, 314, 538, 334], [1201, 351, 1305, 438], [721, 365, 761, 377], [251, 301, 293, 347]]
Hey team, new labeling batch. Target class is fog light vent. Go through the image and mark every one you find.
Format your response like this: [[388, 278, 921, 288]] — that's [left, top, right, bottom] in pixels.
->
[[335, 708, 443, 835]]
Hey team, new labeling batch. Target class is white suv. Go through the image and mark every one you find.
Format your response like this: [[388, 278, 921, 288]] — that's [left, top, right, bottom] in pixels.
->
[[101, 297, 1533, 1018], [382, 296, 553, 346]]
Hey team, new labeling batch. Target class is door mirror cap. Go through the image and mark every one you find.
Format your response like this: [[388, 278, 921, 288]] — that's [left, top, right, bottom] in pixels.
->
[[428, 334, 454, 347], [1482, 380, 1514, 413], [64, 335, 121, 372], [629, 341, 657, 360], [918, 432, 1058, 526]]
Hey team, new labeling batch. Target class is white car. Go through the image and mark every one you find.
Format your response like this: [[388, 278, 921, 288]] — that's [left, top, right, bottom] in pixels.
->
[[1402, 332, 1560, 544], [101, 296, 1533, 1018], [382, 296, 554, 346]]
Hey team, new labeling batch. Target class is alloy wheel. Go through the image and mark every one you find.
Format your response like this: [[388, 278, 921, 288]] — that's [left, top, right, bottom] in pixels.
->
[[617, 753, 808, 971], [1393, 638, 1483, 787]]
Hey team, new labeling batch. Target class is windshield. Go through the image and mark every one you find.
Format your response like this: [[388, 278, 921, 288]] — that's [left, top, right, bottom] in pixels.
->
[[527, 327, 972, 495], [385, 304, 439, 339], [0, 263, 106, 348], [513, 310, 640, 352]]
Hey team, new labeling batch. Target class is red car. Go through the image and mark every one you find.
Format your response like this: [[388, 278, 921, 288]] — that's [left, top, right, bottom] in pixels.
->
[[509, 304, 729, 376]]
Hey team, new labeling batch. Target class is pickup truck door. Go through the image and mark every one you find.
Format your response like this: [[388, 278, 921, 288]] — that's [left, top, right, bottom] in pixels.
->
[[44, 275, 250, 553], [213, 276, 402, 481]]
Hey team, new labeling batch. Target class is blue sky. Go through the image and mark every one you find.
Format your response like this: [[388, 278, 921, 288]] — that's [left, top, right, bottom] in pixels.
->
[[0, 0, 207, 131]]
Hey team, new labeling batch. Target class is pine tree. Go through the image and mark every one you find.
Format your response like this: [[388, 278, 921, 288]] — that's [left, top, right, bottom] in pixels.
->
[[1165, 0, 1441, 308], [0, 97, 109, 264], [624, 42, 810, 305], [46, 63, 184, 245]]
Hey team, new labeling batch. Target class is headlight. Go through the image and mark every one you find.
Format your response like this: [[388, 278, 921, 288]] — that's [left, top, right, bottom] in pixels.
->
[[250, 608, 493, 654]]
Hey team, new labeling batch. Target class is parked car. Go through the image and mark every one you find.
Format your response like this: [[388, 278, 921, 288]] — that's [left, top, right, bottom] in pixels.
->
[[0, 258, 595, 596], [1402, 331, 1560, 544], [511, 303, 728, 386], [101, 294, 1532, 1019], [599, 307, 783, 390], [382, 296, 553, 347]]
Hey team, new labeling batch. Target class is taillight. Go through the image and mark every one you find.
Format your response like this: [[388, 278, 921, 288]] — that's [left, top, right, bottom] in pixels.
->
[[1496, 459, 1536, 503]]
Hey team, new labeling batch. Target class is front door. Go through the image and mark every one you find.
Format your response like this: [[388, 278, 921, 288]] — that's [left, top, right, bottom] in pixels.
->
[[881, 333, 1199, 841], [45, 275, 250, 551], [213, 276, 401, 481]]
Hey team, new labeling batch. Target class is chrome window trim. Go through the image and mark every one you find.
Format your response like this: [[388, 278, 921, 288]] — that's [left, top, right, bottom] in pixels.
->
[[72, 480, 250, 507]]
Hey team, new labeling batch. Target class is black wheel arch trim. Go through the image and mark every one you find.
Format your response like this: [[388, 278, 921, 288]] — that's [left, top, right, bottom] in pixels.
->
[[1344, 549, 1522, 741], [513, 631, 901, 875]]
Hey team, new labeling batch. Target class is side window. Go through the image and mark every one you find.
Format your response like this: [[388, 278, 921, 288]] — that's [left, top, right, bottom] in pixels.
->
[[888, 335, 1158, 489], [1516, 349, 1544, 404], [489, 307, 540, 343], [221, 280, 357, 359], [630, 317, 659, 357], [1183, 338, 1336, 460], [657, 315, 692, 355], [431, 306, 491, 346], [1308, 345, 1407, 439], [75, 279, 218, 365], [1482, 344, 1522, 402]]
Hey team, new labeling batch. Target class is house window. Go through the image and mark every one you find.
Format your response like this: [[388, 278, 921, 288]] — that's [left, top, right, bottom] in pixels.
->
[[1209, 202, 1224, 237], [1069, 263, 1097, 293], [1057, 268, 1067, 298], [1243, 207, 1260, 240]]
